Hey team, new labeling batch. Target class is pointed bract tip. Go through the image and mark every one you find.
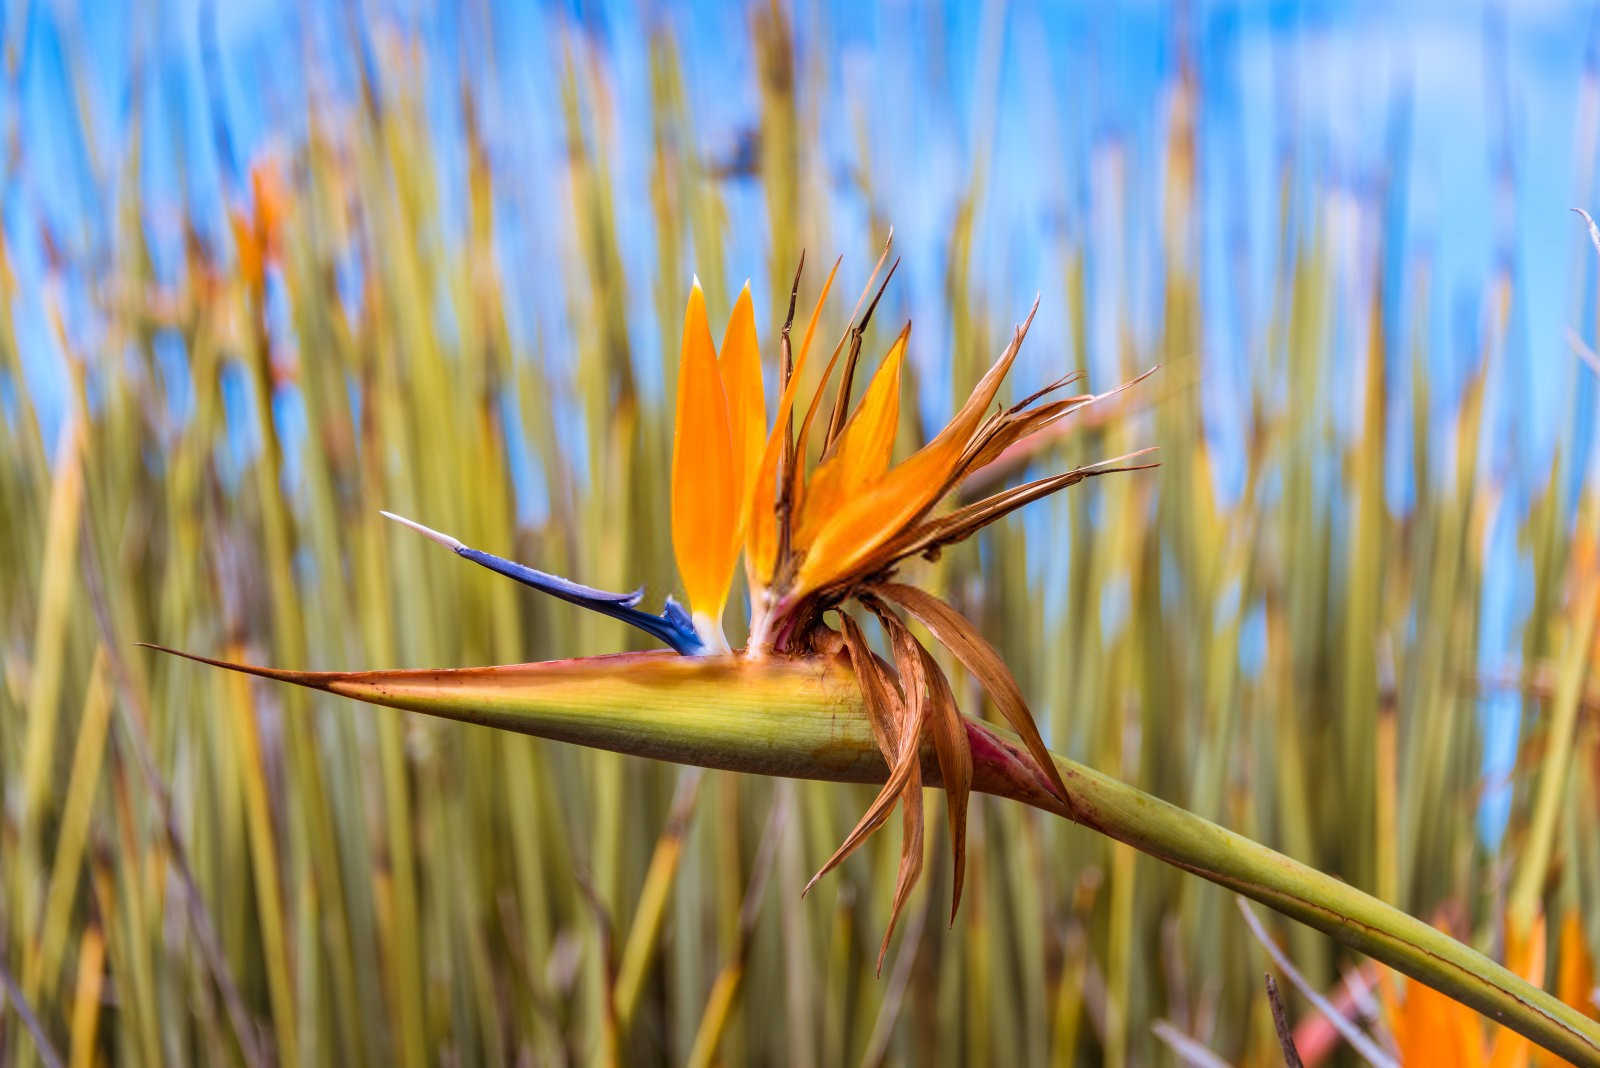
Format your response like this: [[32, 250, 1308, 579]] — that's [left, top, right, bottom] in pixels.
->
[[691, 273, 702, 292], [380, 510, 463, 552]]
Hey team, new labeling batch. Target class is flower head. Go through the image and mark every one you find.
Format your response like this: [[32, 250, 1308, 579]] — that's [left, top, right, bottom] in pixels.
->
[[380, 241, 1153, 963]]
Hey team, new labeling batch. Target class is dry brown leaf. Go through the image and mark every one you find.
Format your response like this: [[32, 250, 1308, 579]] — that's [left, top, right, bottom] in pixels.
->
[[876, 582, 1069, 807]]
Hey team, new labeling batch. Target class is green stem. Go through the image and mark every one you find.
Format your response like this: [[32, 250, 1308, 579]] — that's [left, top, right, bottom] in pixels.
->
[[1043, 744, 1599, 1065], [150, 646, 1600, 1066], [1509, 585, 1600, 930]]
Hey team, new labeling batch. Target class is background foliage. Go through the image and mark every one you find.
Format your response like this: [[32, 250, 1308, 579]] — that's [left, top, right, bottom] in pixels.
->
[[2, 2, 1599, 1064]]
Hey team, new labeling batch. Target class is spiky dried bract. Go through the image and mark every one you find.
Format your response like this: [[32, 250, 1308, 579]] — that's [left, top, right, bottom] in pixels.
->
[[795, 327, 906, 549], [808, 616, 922, 899], [862, 593, 972, 922], [876, 582, 1070, 806], [746, 257, 841, 589], [786, 304, 1040, 606]]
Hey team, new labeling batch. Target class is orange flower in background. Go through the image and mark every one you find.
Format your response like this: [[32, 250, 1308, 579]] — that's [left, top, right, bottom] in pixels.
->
[[1385, 977, 1530, 1068], [229, 156, 288, 289], [1559, 910, 1600, 1025], [1383, 917, 1545, 1068], [1559, 501, 1600, 661]]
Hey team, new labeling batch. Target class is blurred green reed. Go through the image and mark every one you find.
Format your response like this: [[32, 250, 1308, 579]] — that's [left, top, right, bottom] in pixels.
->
[[3, 11, 1599, 1068]]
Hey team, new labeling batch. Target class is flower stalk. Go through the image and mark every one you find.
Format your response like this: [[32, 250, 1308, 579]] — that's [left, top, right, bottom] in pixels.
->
[[146, 643, 1600, 1066]]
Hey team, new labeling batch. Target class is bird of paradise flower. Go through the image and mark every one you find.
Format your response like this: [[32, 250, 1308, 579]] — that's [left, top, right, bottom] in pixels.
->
[[140, 239, 1600, 1063], [151, 241, 1154, 966]]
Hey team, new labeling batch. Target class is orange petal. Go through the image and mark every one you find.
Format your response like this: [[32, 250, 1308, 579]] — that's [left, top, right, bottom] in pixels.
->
[[790, 302, 1037, 600], [1490, 913, 1541, 1068], [795, 326, 907, 549], [229, 209, 262, 288], [1557, 909, 1598, 1020], [1504, 912, 1547, 987], [719, 283, 766, 509], [746, 257, 841, 586], [250, 158, 288, 261], [794, 244, 898, 467], [671, 281, 739, 629], [1486, 1029, 1530, 1068], [789, 438, 957, 598], [1385, 959, 1515, 1068], [1394, 980, 1485, 1068]]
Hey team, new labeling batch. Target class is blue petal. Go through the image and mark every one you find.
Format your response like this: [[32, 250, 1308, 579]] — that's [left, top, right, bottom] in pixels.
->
[[454, 546, 706, 655], [380, 512, 705, 655], [454, 546, 643, 607]]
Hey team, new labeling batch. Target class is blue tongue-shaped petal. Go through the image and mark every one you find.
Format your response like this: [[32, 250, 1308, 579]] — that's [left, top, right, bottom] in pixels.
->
[[381, 512, 707, 655]]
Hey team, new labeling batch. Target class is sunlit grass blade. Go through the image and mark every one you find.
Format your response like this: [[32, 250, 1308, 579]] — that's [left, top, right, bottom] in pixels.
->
[[614, 768, 704, 1030], [683, 792, 788, 1068], [67, 927, 103, 1068], [27, 651, 112, 1006]]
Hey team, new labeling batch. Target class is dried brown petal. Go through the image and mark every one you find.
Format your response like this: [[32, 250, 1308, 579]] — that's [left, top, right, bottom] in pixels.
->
[[859, 593, 973, 923], [874, 603, 928, 973], [875, 582, 1070, 807], [884, 451, 1159, 567], [838, 612, 899, 762], [804, 613, 928, 897], [918, 643, 971, 922], [880, 758, 924, 975]]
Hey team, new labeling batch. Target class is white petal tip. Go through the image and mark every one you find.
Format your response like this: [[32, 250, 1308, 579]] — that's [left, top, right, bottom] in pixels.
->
[[690, 612, 733, 655], [380, 510, 463, 551]]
